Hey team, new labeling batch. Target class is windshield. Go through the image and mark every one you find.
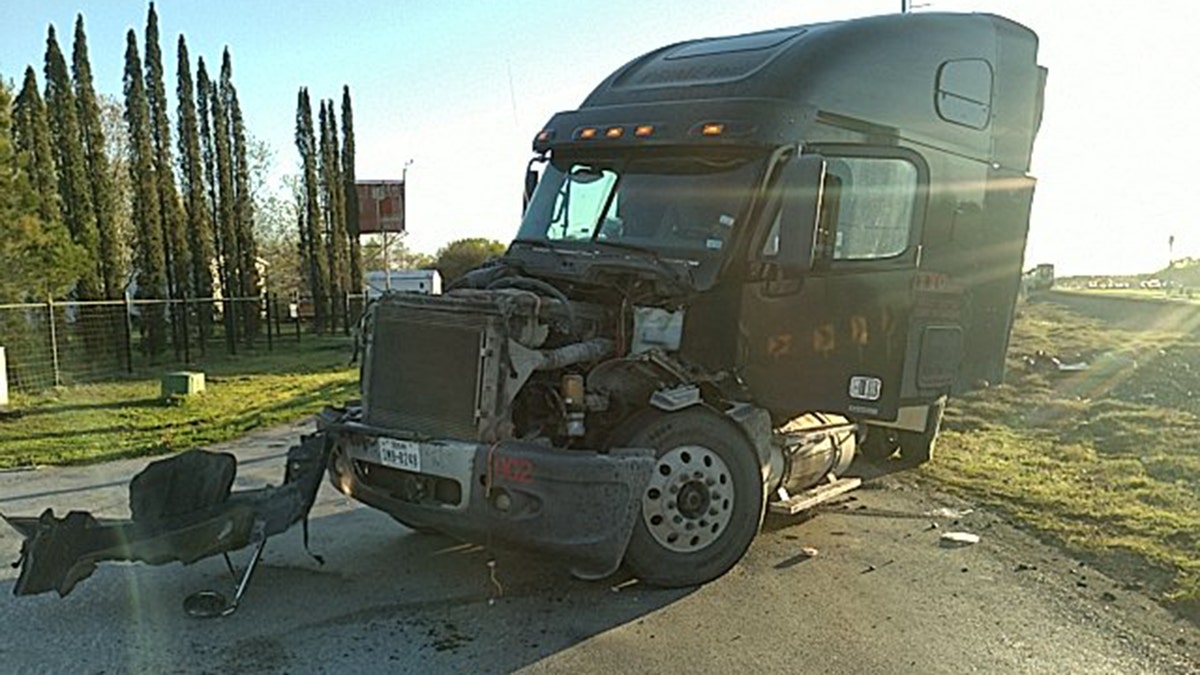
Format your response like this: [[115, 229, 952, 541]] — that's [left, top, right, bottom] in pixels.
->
[[515, 153, 764, 264]]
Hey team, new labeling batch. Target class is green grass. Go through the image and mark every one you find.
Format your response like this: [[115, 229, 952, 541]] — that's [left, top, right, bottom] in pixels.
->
[[0, 337, 358, 468], [923, 299, 1200, 614]]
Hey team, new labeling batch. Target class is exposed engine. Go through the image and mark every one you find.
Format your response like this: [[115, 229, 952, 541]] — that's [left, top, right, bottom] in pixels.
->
[[358, 270, 856, 500]]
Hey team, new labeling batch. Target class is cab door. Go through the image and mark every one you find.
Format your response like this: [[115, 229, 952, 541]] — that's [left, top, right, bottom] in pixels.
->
[[739, 149, 927, 422]]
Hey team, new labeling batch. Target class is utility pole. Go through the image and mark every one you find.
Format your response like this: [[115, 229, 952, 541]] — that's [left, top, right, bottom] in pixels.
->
[[380, 159, 413, 291]]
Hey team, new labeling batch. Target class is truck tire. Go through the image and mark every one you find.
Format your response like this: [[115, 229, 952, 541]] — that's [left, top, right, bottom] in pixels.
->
[[615, 408, 764, 587], [857, 427, 900, 464]]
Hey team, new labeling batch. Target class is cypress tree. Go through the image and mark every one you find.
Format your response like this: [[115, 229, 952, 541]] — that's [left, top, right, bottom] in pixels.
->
[[177, 36, 217, 351], [318, 100, 348, 331], [341, 86, 362, 296], [145, 3, 189, 356], [13, 67, 62, 227], [124, 30, 168, 357], [223, 50, 259, 342], [1, 78, 86, 305], [196, 58, 218, 247], [211, 73, 239, 350], [72, 14, 122, 300], [294, 188, 310, 298], [296, 88, 329, 331], [44, 24, 101, 300]]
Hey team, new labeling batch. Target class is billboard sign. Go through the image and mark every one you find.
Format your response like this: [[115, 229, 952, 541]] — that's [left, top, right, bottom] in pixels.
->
[[356, 180, 405, 234]]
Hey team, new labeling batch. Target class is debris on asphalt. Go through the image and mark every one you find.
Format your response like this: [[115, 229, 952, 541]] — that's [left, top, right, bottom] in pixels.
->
[[924, 507, 974, 519], [611, 578, 640, 592], [774, 547, 820, 570], [861, 559, 895, 574], [939, 531, 980, 547], [486, 559, 504, 602]]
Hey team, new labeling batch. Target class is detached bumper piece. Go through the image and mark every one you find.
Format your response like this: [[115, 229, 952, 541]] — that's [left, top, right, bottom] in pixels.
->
[[3, 434, 330, 602]]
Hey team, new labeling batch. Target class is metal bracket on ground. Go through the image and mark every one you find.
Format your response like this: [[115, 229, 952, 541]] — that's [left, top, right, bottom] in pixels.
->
[[769, 476, 862, 516]]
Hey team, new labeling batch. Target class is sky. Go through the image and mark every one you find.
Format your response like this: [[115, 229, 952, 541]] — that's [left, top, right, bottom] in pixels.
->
[[2, 0, 1198, 276]]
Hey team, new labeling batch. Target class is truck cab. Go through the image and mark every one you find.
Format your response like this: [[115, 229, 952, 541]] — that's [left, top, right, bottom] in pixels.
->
[[332, 12, 1046, 586]]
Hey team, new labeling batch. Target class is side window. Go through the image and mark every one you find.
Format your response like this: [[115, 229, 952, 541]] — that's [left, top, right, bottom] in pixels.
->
[[937, 59, 993, 129], [827, 157, 917, 260]]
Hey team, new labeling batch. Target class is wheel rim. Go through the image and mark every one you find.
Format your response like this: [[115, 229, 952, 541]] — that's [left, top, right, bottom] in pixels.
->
[[641, 444, 734, 553]]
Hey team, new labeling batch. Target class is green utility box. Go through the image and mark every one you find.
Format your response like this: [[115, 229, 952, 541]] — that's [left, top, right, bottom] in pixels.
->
[[161, 371, 205, 398]]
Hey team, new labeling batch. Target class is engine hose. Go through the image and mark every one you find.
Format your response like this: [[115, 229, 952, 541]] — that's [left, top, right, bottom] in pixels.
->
[[535, 338, 615, 371], [487, 276, 577, 333]]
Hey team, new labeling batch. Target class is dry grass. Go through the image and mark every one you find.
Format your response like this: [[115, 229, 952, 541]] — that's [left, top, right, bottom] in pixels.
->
[[925, 298, 1200, 613]]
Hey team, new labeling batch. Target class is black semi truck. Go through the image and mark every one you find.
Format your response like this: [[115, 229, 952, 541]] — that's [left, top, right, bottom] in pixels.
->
[[7, 12, 1046, 604]]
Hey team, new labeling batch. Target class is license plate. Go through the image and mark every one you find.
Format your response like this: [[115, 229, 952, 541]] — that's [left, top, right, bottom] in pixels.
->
[[378, 438, 421, 472]]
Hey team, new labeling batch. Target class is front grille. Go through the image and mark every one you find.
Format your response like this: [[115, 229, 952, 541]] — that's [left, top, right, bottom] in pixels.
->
[[363, 303, 486, 438], [354, 460, 463, 506]]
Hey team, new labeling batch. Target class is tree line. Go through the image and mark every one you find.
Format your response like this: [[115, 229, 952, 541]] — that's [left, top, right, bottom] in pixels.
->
[[294, 87, 361, 334], [2, 4, 279, 359], [5, 2, 512, 358]]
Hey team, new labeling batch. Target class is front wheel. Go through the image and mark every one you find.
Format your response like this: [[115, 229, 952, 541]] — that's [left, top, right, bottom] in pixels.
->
[[614, 408, 764, 587]]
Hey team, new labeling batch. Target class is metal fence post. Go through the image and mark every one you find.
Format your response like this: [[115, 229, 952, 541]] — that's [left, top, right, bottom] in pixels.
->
[[47, 297, 61, 387], [124, 294, 135, 373], [265, 294, 274, 352], [181, 298, 191, 364]]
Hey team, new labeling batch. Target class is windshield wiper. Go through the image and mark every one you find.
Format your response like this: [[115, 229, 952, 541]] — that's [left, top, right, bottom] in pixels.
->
[[587, 240, 695, 291]]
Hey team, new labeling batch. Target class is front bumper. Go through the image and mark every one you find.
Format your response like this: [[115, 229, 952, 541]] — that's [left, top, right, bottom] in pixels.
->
[[4, 433, 330, 598], [325, 419, 654, 579]]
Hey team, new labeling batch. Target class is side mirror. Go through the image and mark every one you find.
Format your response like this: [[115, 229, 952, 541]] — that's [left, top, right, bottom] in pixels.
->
[[523, 168, 539, 214], [776, 154, 838, 277]]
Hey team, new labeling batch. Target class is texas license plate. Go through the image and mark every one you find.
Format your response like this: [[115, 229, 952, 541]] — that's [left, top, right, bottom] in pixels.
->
[[378, 438, 421, 472]]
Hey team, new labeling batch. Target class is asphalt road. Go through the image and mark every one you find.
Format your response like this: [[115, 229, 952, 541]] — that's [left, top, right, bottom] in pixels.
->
[[2, 420, 1197, 674]]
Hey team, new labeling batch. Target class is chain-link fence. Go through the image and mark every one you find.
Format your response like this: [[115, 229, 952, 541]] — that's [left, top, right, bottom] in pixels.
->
[[0, 293, 368, 394]]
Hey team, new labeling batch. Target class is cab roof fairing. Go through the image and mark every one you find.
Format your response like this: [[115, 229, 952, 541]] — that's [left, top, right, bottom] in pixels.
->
[[532, 12, 1043, 171]]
